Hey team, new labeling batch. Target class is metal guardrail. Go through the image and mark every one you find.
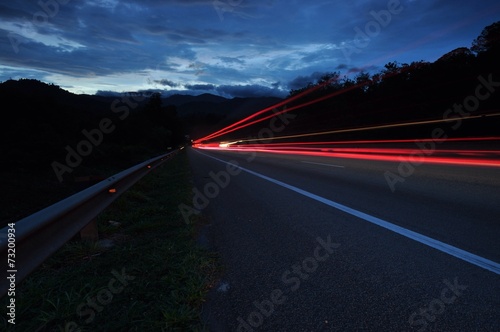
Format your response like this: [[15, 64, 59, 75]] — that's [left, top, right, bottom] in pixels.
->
[[0, 149, 180, 297]]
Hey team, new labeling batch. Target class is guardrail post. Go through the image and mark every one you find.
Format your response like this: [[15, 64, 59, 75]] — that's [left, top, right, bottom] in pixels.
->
[[80, 218, 98, 242]]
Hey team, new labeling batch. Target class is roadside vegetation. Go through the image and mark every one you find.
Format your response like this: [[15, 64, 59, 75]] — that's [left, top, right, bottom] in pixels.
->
[[0, 151, 220, 331]]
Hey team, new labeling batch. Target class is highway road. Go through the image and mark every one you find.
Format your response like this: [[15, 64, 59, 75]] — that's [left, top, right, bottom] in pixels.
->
[[186, 146, 500, 331]]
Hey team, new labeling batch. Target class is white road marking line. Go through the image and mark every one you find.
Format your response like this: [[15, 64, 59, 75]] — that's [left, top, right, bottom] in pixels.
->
[[301, 161, 345, 168], [195, 149, 500, 275]]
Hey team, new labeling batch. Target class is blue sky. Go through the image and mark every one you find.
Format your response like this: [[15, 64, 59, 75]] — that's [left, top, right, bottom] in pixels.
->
[[0, 0, 499, 98]]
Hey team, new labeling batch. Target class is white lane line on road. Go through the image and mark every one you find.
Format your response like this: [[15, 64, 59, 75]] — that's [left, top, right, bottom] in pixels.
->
[[195, 149, 500, 275], [301, 161, 345, 168]]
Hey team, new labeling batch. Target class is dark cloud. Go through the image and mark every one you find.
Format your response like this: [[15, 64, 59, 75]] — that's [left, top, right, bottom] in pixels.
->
[[184, 84, 216, 90], [346, 65, 379, 74], [347, 67, 362, 74], [95, 90, 123, 97], [153, 79, 179, 87], [97, 88, 165, 97], [288, 72, 328, 90]]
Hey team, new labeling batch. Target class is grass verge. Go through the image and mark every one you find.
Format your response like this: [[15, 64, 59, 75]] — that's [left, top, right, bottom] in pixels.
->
[[0, 150, 219, 331]]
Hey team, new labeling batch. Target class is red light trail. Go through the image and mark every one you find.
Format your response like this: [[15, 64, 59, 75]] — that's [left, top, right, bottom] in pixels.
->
[[194, 138, 500, 168]]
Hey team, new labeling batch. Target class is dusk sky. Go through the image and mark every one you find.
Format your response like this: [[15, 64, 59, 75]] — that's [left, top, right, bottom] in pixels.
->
[[0, 0, 499, 98]]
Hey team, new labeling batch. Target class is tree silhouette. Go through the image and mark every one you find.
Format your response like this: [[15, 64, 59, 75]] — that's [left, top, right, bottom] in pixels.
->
[[436, 47, 475, 65], [279, 22, 500, 142], [355, 72, 371, 92], [471, 21, 500, 54], [471, 21, 500, 72]]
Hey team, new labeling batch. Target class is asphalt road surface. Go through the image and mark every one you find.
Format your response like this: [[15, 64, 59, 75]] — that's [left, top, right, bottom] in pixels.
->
[[186, 147, 500, 332]]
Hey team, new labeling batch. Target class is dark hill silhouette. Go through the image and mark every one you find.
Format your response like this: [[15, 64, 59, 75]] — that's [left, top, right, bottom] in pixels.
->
[[179, 95, 283, 139], [0, 79, 284, 174], [164, 93, 227, 106]]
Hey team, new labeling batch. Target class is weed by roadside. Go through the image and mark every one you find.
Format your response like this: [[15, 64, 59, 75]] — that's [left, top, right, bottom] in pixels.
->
[[0, 150, 220, 331]]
